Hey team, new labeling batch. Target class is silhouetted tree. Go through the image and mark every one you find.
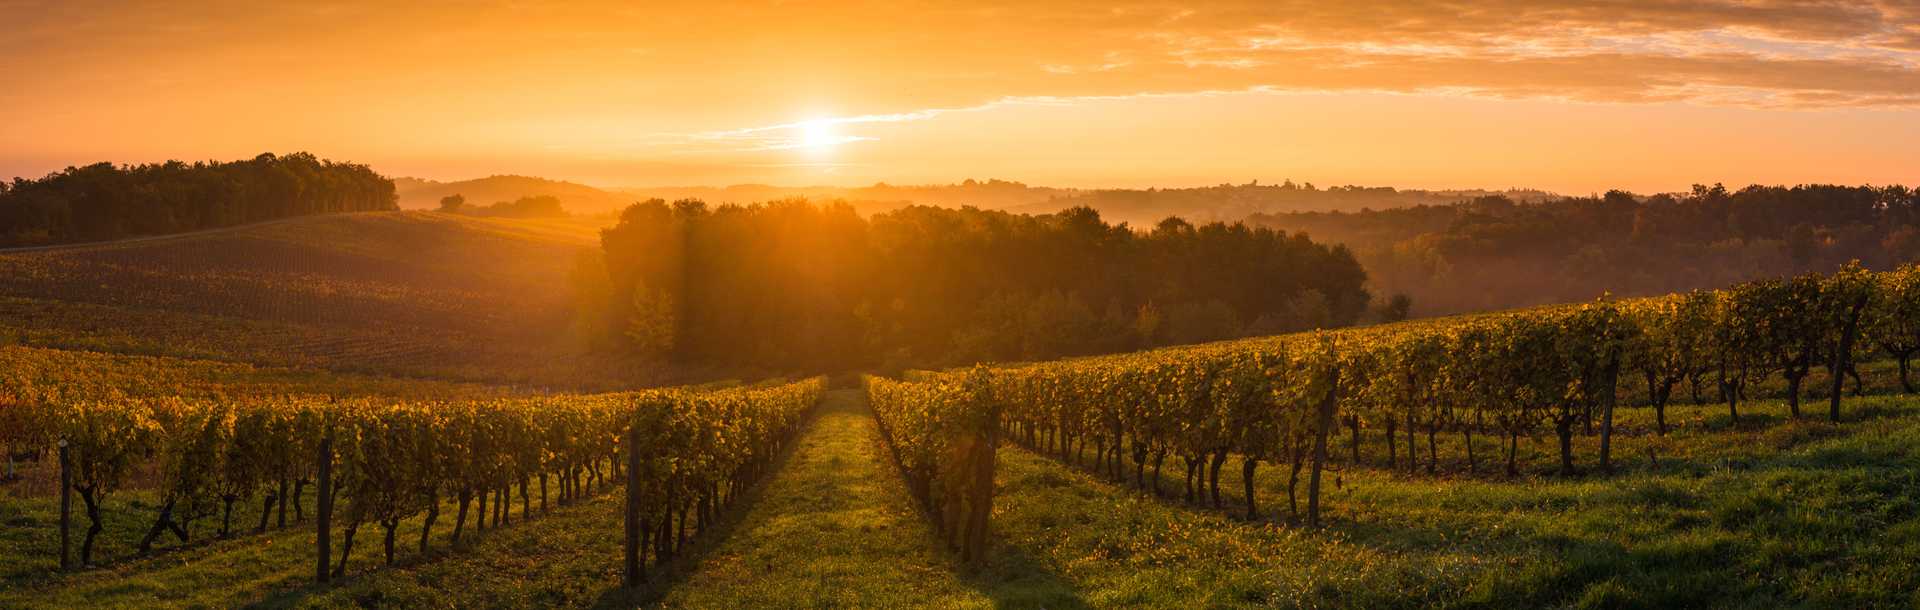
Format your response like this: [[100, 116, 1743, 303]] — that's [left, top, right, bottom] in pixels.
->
[[462, 195, 565, 218], [0, 152, 396, 247], [591, 200, 1372, 371]]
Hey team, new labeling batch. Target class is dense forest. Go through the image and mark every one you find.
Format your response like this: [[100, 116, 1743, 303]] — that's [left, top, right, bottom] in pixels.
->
[[0, 152, 395, 247], [1249, 184, 1920, 315], [577, 200, 1375, 371]]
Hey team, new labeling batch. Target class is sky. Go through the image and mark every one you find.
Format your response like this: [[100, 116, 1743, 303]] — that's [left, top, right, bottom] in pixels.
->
[[3, 0, 1919, 194]]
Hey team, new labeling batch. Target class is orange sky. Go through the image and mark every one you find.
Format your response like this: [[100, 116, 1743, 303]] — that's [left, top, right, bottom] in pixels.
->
[[3, 1, 1918, 194]]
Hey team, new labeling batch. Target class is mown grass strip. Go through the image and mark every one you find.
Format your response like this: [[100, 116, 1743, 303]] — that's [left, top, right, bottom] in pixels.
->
[[658, 389, 1026, 608]]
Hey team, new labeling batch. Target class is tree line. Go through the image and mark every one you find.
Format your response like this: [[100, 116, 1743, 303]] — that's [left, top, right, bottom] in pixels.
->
[[1249, 183, 1920, 316], [870, 261, 1920, 539], [579, 199, 1378, 372], [1042, 180, 1555, 228], [0, 152, 397, 247]]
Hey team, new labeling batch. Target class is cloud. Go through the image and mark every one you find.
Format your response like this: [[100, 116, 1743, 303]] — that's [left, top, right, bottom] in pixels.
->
[[663, 0, 1920, 148], [1037, 1, 1920, 109], [5, 0, 1919, 174]]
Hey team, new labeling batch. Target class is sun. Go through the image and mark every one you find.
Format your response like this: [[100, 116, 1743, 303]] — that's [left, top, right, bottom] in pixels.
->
[[798, 120, 837, 152]]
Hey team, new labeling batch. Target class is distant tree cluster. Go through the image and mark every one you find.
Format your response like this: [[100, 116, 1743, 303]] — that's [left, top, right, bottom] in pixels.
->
[[1250, 184, 1920, 315], [578, 200, 1373, 371], [1040, 180, 1555, 227], [440, 194, 568, 218], [0, 152, 395, 247]]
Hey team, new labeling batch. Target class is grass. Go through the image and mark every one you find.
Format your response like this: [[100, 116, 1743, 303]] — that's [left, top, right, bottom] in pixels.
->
[[981, 393, 1920, 608], [275, 495, 632, 609], [655, 389, 1015, 608]]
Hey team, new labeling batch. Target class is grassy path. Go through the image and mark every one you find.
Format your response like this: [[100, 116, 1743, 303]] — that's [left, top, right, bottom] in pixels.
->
[[657, 389, 1002, 608]]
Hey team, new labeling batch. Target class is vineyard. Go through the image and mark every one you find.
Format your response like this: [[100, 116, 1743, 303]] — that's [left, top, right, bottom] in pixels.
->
[[0, 211, 674, 390], [1, 370, 822, 590], [866, 263, 1920, 592], [4, 255, 1918, 607]]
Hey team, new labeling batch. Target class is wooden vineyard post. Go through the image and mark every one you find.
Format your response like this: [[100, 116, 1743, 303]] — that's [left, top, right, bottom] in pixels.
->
[[58, 438, 71, 571], [315, 430, 333, 584], [623, 424, 643, 588]]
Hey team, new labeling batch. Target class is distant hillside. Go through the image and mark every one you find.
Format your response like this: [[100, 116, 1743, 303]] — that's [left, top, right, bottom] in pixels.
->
[[0, 211, 674, 390], [612, 179, 1073, 217], [395, 175, 633, 213], [418, 174, 1555, 226], [1246, 184, 1920, 315], [616, 180, 1553, 226], [1014, 182, 1557, 228]]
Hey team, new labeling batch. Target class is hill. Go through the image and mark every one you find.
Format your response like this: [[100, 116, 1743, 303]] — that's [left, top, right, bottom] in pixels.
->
[[391, 173, 1563, 228], [1248, 184, 1920, 315], [1014, 182, 1556, 228], [618, 180, 1552, 226], [0, 211, 674, 390], [395, 175, 634, 214], [612, 179, 1074, 217]]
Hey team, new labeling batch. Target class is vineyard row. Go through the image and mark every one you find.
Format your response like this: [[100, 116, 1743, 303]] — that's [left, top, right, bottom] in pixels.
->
[[870, 262, 1920, 535], [1, 377, 824, 585]]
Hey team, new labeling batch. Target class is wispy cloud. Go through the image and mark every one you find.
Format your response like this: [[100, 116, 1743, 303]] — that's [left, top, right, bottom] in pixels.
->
[[655, 0, 1920, 148], [682, 99, 1049, 152]]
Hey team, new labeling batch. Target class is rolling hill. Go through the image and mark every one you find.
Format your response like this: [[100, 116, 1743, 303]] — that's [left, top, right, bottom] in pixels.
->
[[402, 173, 1560, 229], [611, 179, 1074, 217], [616, 181, 1556, 226], [394, 175, 635, 214], [0, 211, 674, 390]]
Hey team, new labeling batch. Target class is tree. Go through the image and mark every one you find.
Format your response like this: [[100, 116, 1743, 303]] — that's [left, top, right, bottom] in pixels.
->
[[1377, 293, 1413, 323], [0, 152, 395, 247], [587, 199, 1370, 371], [438, 194, 465, 213]]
